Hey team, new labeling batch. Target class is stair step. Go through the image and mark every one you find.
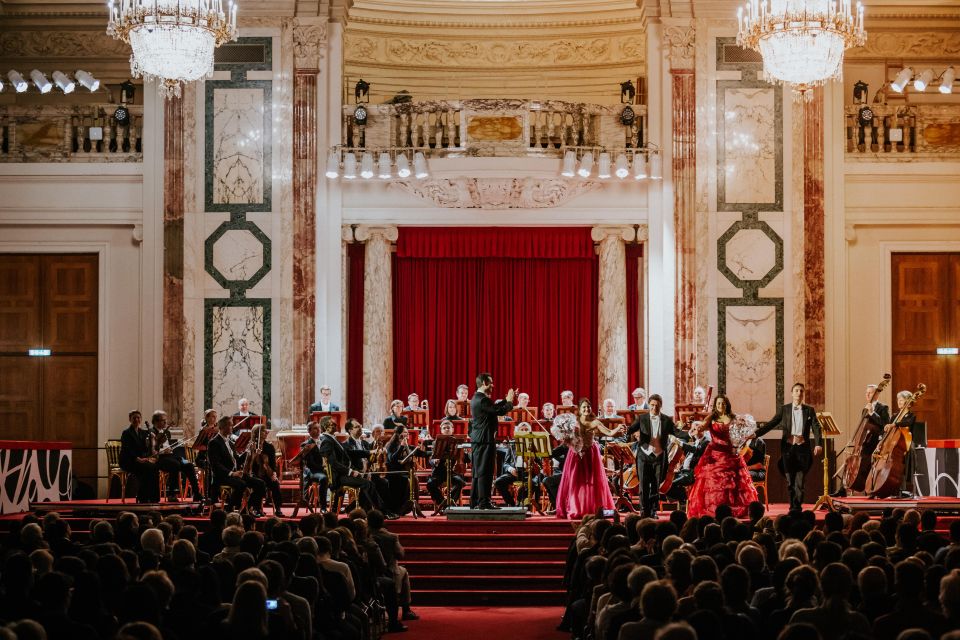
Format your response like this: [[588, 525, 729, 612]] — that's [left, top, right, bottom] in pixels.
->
[[412, 589, 566, 607], [411, 574, 562, 590], [404, 560, 565, 576], [388, 520, 575, 535], [400, 532, 572, 548], [404, 546, 568, 562]]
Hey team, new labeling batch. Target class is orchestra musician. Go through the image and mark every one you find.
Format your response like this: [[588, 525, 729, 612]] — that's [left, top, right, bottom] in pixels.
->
[[744, 433, 767, 482], [542, 403, 556, 421], [628, 388, 649, 411], [343, 418, 390, 510], [367, 424, 384, 450], [442, 400, 463, 421], [233, 398, 257, 417], [516, 393, 531, 410], [299, 422, 329, 512], [627, 394, 678, 518], [470, 373, 516, 510], [664, 421, 710, 501], [308, 384, 340, 413], [559, 390, 575, 407], [209, 416, 266, 515], [119, 410, 160, 503], [385, 426, 430, 515], [241, 423, 284, 517], [456, 384, 470, 403], [600, 398, 621, 420], [864, 383, 892, 436], [542, 441, 568, 514], [404, 393, 421, 411], [150, 410, 203, 503], [383, 400, 409, 432], [316, 416, 386, 513], [425, 420, 466, 508], [753, 382, 822, 514], [692, 386, 707, 405], [892, 390, 918, 498]]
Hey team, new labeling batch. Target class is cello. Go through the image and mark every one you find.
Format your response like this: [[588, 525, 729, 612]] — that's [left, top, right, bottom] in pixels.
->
[[839, 373, 891, 492], [865, 383, 924, 497]]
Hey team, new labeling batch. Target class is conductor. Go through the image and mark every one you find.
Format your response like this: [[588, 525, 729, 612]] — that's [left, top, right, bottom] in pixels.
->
[[469, 372, 516, 510]]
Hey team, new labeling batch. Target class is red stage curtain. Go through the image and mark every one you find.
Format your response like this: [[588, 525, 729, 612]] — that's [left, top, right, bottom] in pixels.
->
[[392, 227, 597, 416], [346, 242, 365, 419], [626, 244, 644, 395]]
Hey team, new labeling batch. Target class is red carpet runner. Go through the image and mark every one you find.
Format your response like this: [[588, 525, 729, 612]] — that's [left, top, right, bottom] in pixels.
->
[[388, 517, 576, 606], [405, 606, 568, 640]]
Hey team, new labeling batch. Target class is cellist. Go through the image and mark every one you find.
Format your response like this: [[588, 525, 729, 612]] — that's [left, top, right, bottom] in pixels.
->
[[890, 390, 918, 498]]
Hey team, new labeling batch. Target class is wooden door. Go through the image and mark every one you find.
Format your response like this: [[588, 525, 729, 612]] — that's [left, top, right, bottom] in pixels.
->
[[892, 253, 960, 439], [0, 254, 98, 490]]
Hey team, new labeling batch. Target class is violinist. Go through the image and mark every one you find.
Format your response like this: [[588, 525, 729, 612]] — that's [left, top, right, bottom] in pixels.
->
[[385, 427, 430, 515], [344, 418, 389, 509], [241, 423, 284, 517], [209, 416, 265, 515], [150, 410, 203, 503], [426, 420, 466, 508], [383, 399, 409, 431], [316, 416, 386, 513], [892, 390, 918, 498], [367, 424, 384, 450], [299, 421, 329, 512]]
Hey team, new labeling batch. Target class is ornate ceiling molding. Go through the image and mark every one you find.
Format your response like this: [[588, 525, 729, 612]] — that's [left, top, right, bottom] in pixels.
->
[[0, 30, 129, 59], [847, 30, 960, 60], [292, 18, 328, 67], [391, 177, 603, 209], [663, 23, 695, 70]]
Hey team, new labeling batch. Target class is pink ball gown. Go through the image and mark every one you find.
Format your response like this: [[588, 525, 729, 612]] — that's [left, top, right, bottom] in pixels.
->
[[686, 418, 758, 518], [555, 440, 615, 520]]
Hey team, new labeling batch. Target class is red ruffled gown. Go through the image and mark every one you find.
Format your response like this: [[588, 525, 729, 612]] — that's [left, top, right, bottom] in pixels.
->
[[556, 441, 615, 520], [686, 418, 758, 518]]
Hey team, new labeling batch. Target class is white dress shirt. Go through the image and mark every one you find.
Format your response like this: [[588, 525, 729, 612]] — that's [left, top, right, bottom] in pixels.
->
[[791, 404, 804, 436]]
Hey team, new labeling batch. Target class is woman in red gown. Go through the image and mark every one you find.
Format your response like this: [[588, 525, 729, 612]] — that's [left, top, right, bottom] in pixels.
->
[[686, 394, 758, 518]]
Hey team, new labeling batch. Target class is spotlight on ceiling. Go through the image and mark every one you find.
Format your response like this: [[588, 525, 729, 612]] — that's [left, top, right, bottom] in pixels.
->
[[597, 152, 611, 179], [30, 69, 52, 94], [396, 153, 411, 178], [360, 152, 375, 179], [561, 150, 576, 177], [75, 70, 100, 92], [649, 153, 663, 180], [324, 150, 340, 179], [614, 154, 629, 179], [7, 70, 27, 93], [890, 67, 913, 93], [940, 67, 956, 94], [413, 152, 429, 179], [913, 68, 934, 92], [577, 152, 594, 178], [342, 152, 358, 180], [52, 71, 75, 94], [378, 152, 392, 179], [633, 154, 648, 180]]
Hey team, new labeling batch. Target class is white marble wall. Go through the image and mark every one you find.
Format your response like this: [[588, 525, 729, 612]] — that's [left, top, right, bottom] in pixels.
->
[[212, 88, 265, 204], [210, 305, 267, 411], [723, 304, 778, 414], [722, 87, 777, 204]]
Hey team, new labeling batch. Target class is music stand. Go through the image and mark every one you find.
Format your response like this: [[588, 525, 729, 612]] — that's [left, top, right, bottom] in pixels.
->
[[309, 411, 346, 431], [605, 442, 638, 512], [814, 412, 842, 511], [455, 399, 472, 418], [555, 405, 577, 416], [402, 409, 430, 430], [515, 433, 551, 515], [431, 434, 466, 515]]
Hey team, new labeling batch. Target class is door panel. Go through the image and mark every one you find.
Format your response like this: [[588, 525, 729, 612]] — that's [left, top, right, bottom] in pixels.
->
[[0, 256, 41, 352], [0, 356, 41, 440], [43, 356, 98, 486], [43, 255, 98, 354], [892, 254, 947, 352], [891, 355, 948, 437]]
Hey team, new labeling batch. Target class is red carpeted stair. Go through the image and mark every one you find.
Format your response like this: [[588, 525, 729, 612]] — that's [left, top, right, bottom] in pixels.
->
[[387, 517, 576, 607]]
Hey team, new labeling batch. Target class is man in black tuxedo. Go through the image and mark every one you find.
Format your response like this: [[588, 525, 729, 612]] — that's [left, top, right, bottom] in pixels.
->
[[753, 382, 822, 513], [299, 422, 329, 512], [209, 417, 266, 514], [426, 421, 466, 509], [542, 443, 568, 512], [343, 418, 389, 509], [119, 410, 160, 503], [666, 420, 710, 501], [626, 394, 677, 517], [316, 416, 385, 512], [307, 384, 340, 414], [469, 372, 515, 510]]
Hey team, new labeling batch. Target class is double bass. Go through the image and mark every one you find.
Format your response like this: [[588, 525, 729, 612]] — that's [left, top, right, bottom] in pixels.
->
[[839, 373, 891, 492], [865, 383, 925, 498]]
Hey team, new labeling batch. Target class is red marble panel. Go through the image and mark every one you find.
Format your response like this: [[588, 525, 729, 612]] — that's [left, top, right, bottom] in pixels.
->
[[163, 95, 186, 429], [803, 88, 826, 407]]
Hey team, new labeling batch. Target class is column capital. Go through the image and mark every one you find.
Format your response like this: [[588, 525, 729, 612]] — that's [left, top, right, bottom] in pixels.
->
[[636, 224, 649, 243], [354, 225, 399, 243], [591, 225, 636, 243], [662, 20, 695, 71], [341, 225, 355, 242], [293, 18, 328, 70]]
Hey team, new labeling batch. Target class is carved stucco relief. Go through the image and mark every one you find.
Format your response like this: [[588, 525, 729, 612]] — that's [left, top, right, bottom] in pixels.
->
[[391, 177, 603, 209]]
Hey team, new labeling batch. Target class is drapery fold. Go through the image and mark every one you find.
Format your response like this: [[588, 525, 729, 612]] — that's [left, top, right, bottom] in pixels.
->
[[396, 227, 596, 260], [626, 244, 644, 395], [346, 242, 365, 419]]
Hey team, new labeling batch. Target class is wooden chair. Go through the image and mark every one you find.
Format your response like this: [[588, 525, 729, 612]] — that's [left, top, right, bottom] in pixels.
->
[[105, 440, 128, 502], [182, 445, 204, 499], [753, 454, 771, 510], [327, 458, 360, 514]]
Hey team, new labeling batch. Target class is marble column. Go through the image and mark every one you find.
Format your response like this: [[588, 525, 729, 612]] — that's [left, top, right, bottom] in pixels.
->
[[592, 226, 635, 405], [162, 93, 186, 430], [803, 88, 826, 406], [664, 24, 698, 404], [355, 225, 398, 427]]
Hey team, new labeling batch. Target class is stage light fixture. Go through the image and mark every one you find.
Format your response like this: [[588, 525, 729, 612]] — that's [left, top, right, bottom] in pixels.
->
[[396, 153, 411, 178], [30, 69, 52, 94], [7, 70, 27, 93], [890, 67, 912, 93], [597, 152, 612, 179], [52, 71, 75, 94], [649, 153, 663, 180], [342, 152, 358, 179], [914, 68, 934, 92], [577, 152, 594, 178], [561, 150, 576, 177], [378, 152, 392, 179], [940, 67, 955, 94], [75, 70, 100, 92], [0, 77, 3, 92], [414, 152, 429, 179], [324, 151, 340, 179], [633, 154, 648, 180], [360, 152, 375, 179], [614, 154, 629, 179]]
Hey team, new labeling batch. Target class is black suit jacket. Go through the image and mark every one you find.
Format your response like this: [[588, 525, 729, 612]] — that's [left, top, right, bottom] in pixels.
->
[[317, 433, 353, 484], [551, 444, 568, 476], [755, 403, 822, 473], [300, 437, 325, 476], [865, 402, 891, 430], [119, 425, 149, 471], [207, 434, 237, 484], [628, 413, 678, 465], [681, 436, 710, 470], [469, 392, 512, 445], [343, 437, 371, 470]]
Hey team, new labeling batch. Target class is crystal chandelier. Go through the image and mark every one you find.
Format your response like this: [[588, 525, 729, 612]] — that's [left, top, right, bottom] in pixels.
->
[[107, 0, 239, 99], [737, 0, 866, 100]]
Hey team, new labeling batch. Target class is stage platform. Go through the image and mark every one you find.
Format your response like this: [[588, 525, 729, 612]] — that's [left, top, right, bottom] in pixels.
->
[[832, 495, 960, 515]]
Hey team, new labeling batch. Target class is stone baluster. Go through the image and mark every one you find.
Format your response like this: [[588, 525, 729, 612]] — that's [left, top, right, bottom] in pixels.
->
[[592, 226, 636, 406], [62, 119, 72, 156], [399, 111, 410, 147], [447, 107, 457, 148], [546, 111, 556, 148], [103, 122, 112, 156], [355, 225, 399, 427], [434, 112, 443, 148], [531, 110, 540, 148]]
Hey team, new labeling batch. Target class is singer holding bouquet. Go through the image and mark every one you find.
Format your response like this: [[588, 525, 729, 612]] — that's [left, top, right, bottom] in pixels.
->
[[686, 394, 758, 518], [552, 398, 622, 519]]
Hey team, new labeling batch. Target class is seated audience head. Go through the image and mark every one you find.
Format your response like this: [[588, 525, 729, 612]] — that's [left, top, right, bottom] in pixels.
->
[[641, 580, 678, 622]]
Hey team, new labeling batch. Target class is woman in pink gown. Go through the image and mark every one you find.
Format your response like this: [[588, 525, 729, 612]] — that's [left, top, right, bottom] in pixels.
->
[[553, 399, 622, 519], [686, 394, 759, 518]]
